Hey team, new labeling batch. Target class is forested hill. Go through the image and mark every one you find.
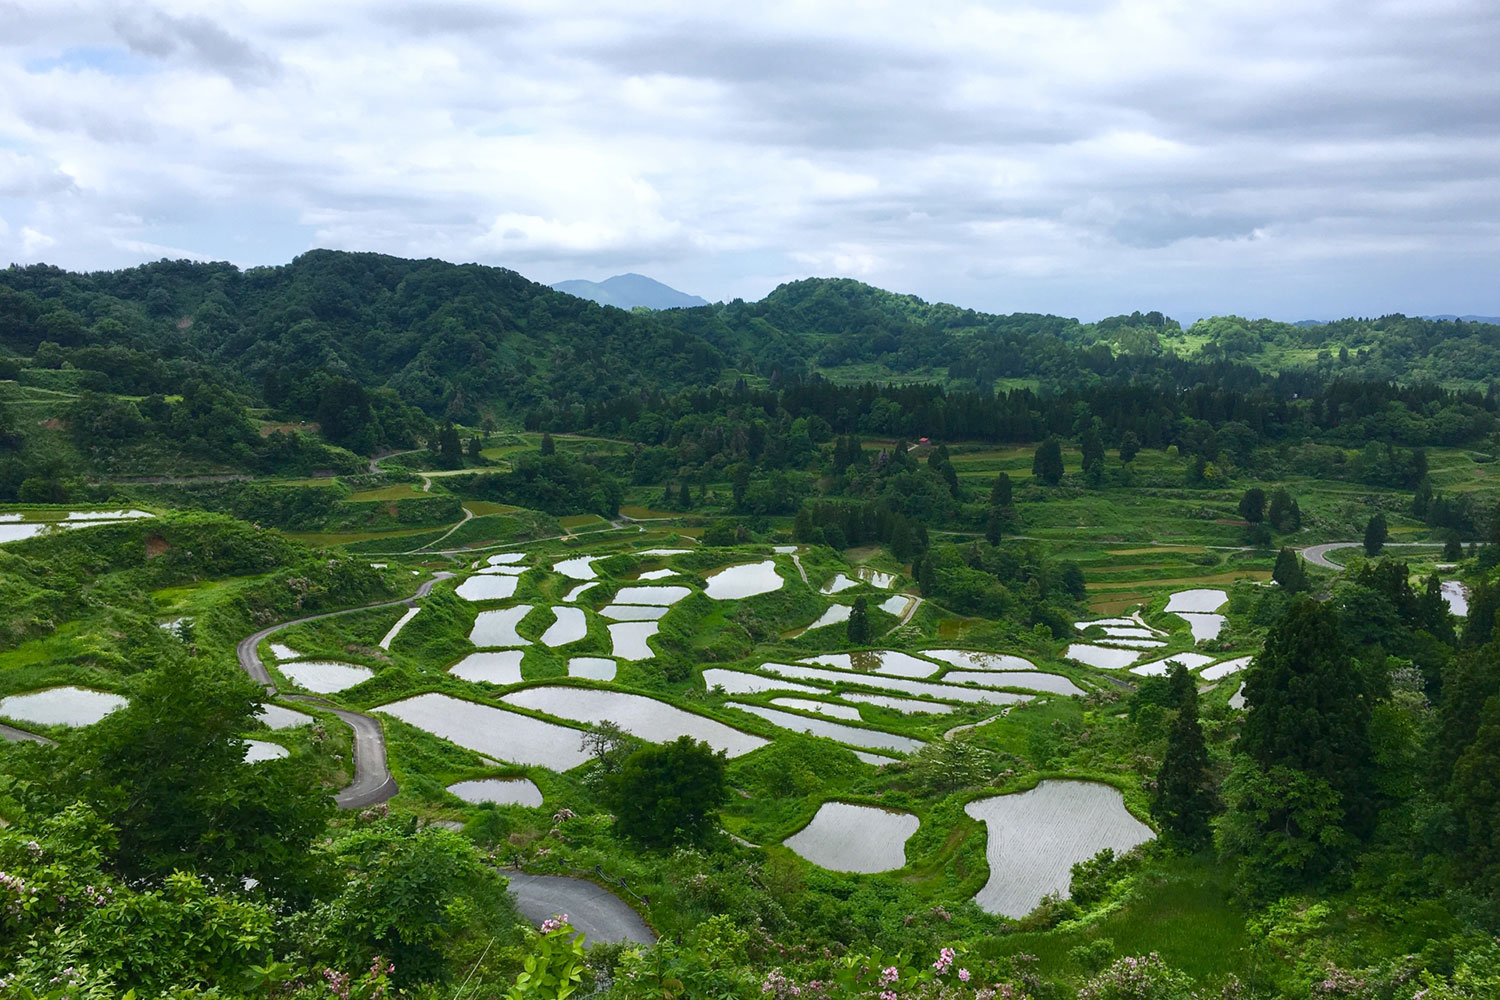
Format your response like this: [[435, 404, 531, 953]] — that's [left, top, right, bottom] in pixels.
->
[[4, 250, 1500, 437]]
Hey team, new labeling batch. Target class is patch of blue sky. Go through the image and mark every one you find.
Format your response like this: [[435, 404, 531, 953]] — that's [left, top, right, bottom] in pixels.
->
[[26, 47, 155, 77]]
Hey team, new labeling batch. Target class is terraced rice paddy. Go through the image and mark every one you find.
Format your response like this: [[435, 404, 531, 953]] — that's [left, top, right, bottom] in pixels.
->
[[1229, 683, 1247, 710], [562, 582, 598, 601], [487, 553, 526, 565], [801, 604, 851, 631], [923, 649, 1036, 671], [379, 607, 419, 649], [376, 693, 592, 769], [599, 605, 670, 621], [448, 777, 543, 807], [879, 595, 913, 616], [540, 608, 587, 646], [256, 704, 312, 729], [568, 657, 617, 681], [768, 697, 863, 720], [1165, 589, 1228, 613], [470, 607, 533, 646], [820, 574, 860, 594], [450, 651, 526, 684], [783, 802, 919, 873], [269, 643, 301, 660], [1063, 644, 1142, 670], [1177, 613, 1224, 641], [635, 569, 677, 580], [701, 669, 821, 695], [842, 692, 955, 714], [477, 565, 527, 576], [704, 560, 783, 600], [941, 671, 1084, 696], [611, 586, 691, 605], [278, 661, 374, 693], [803, 651, 940, 678], [1443, 580, 1469, 616], [243, 739, 289, 763], [965, 780, 1154, 917], [553, 556, 599, 580], [856, 568, 895, 588], [728, 703, 924, 753], [1199, 655, 1254, 680], [761, 663, 1033, 706], [503, 686, 768, 757], [608, 622, 658, 660], [456, 575, 519, 601], [0, 687, 127, 726], [1130, 652, 1215, 676]]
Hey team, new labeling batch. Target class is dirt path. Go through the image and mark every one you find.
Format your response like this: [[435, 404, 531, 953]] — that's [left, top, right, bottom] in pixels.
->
[[790, 553, 809, 584], [234, 572, 453, 808]]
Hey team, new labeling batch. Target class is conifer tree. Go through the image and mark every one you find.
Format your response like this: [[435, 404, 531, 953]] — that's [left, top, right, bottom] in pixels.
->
[[1444, 531, 1464, 562], [1152, 663, 1215, 847], [540, 431, 556, 456], [1118, 430, 1141, 465], [990, 472, 1013, 507], [1364, 512, 1388, 555], [890, 515, 916, 562], [1080, 426, 1104, 473], [847, 596, 871, 645], [985, 506, 1004, 546], [1032, 436, 1064, 485], [1272, 547, 1307, 593]]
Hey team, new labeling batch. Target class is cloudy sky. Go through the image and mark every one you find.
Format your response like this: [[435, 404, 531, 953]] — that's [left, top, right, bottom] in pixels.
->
[[2, 0, 1497, 322]]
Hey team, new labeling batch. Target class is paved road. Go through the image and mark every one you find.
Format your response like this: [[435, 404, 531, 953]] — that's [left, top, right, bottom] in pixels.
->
[[1300, 540, 1442, 570], [0, 722, 55, 745], [233, 572, 453, 809], [502, 872, 656, 945]]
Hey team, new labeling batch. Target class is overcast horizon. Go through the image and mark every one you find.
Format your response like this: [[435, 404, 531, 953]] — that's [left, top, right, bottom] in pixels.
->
[[2, 1, 1498, 325]]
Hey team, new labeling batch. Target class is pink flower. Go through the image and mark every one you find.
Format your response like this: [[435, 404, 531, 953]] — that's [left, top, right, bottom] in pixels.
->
[[959, 969, 971, 983]]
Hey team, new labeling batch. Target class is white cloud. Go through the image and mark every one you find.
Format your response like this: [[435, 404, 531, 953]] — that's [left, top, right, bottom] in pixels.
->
[[0, 0, 1496, 320]]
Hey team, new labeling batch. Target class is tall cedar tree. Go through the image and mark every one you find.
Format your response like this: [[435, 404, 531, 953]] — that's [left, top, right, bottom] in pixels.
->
[[1119, 430, 1141, 465], [847, 596, 871, 645], [1444, 531, 1464, 561], [1272, 547, 1308, 593], [1080, 426, 1104, 472], [1239, 597, 1377, 839], [1152, 663, 1215, 846], [1450, 693, 1500, 896], [607, 736, 728, 848], [1032, 436, 1064, 485], [990, 472, 1013, 507], [985, 507, 1005, 545], [540, 431, 556, 455], [437, 422, 463, 469], [1364, 512, 1388, 555], [1238, 488, 1266, 523]]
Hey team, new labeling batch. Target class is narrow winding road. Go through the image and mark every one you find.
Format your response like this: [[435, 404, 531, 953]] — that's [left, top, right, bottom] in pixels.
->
[[234, 572, 453, 809], [1299, 540, 1443, 570], [502, 872, 656, 945]]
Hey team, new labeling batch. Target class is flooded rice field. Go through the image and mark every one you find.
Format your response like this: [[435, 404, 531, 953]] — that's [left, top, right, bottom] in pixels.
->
[[503, 686, 768, 757], [278, 661, 374, 693], [470, 607, 533, 646], [376, 693, 591, 769], [727, 702, 924, 753], [703, 560, 783, 600], [450, 650, 526, 685], [539, 608, 587, 646], [456, 575, 519, 601], [784, 802, 919, 873], [608, 622, 659, 660], [567, 657, 618, 681], [0, 686, 127, 726], [448, 777, 543, 807]]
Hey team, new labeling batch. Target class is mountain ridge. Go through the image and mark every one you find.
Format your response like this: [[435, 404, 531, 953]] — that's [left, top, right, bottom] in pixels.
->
[[551, 273, 708, 310]]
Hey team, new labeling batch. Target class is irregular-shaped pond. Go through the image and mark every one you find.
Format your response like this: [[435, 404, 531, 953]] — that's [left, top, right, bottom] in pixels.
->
[[554, 556, 599, 580], [539, 608, 587, 647], [376, 693, 591, 769], [470, 606, 533, 646], [451, 650, 526, 685], [820, 573, 860, 594], [568, 657, 617, 681], [269, 643, 301, 660], [1443, 580, 1468, 616], [278, 661, 374, 694], [503, 686, 767, 757], [1165, 589, 1227, 613], [608, 622, 658, 660], [1063, 644, 1142, 670], [256, 704, 312, 730], [456, 575, 519, 601], [704, 560, 783, 600], [965, 780, 1154, 917], [784, 802, 919, 873], [728, 703, 923, 754], [243, 739, 289, 763], [1177, 613, 1224, 642], [0, 687, 127, 727], [448, 777, 543, 807]]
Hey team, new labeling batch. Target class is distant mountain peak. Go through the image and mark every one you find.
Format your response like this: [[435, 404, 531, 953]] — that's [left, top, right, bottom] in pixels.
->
[[550, 273, 708, 310]]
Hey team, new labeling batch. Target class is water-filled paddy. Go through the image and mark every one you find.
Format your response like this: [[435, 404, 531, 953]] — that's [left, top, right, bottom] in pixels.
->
[[269, 643, 301, 660], [1165, 589, 1228, 613], [568, 657, 618, 681], [768, 697, 862, 720], [704, 560, 783, 600], [448, 777, 543, 807], [599, 604, 670, 621], [923, 649, 1035, 671], [701, 668, 822, 695], [1228, 683, 1246, 710], [376, 693, 591, 769], [638, 548, 690, 556], [256, 704, 312, 729], [761, 663, 1032, 706], [634, 568, 677, 580], [879, 595, 913, 616], [0, 687, 127, 727], [608, 622, 658, 660], [540, 608, 587, 646], [728, 703, 924, 753], [1177, 613, 1224, 641], [803, 651, 939, 678], [856, 567, 894, 588], [942, 671, 1084, 696], [456, 575, 519, 601], [503, 686, 768, 757], [965, 780, 1154, 917], [1095, 637, 1166, 649], [488, 553, 526, 565], [1199, 655, 1254, 680], [278, 661, 375, 693], [562, 581, 599, 601], [380, 607, 419, 649], [784, 802, 919, 873], [470, 607, 534, 646], [1443, 580, 1468, 616], [243, 740, 289, 763], [842, 692, 955, 714], [477, 566, 528, 576], [553, 556, 599, 580], [1064, 644, 1142, 670], [1130, 652, 1215, 676], [611, 586, 691, 606], [451, 651, 526, 684], [820, 573, 860, 594], [802, 604, 851, 631]]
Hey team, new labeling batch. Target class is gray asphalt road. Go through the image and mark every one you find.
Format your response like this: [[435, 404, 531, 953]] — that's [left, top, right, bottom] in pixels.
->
[[502, 872, 656, 945], [0, 722, 55, 745], [233, 572, 453, 809], [1300, 541, 1442, 570]]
